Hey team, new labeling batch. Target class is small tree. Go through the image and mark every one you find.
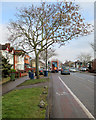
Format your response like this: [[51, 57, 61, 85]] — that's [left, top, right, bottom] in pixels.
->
[[8, 2, 93, 78], [1, 55, 12, 78]]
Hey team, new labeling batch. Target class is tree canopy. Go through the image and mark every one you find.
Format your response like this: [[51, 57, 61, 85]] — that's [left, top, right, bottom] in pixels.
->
[[8, 2, 94, 78], [77, 53, 92, 64]]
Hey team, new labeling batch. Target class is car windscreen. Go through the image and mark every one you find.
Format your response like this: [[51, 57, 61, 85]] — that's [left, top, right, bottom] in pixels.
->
[[62, 67, 69, 70]]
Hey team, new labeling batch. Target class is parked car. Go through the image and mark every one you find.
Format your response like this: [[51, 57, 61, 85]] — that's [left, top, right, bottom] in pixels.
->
[[70, 68, 77, 72], [35, 68, 44, 76], [80, 67, 88, 71], [39, 68, 44, 75], [61, 66, 70, 75]]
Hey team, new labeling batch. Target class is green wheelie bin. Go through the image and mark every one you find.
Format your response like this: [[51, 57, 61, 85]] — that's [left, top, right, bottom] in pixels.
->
[[10, 72, 15, 81]]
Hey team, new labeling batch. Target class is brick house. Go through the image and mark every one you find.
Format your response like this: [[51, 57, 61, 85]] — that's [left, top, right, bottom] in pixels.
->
[[92, 59, 96, 72], [14, 50, 25, 71], [0, 43, 34, 72], [88, 59, 96, 73], [0, 43, 14, 68], [24, 54, 30, 69]]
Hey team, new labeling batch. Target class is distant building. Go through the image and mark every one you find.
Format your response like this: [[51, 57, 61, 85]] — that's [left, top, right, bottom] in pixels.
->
[[30, 59, 45, 69], [30, 59, 36, 68], [74, 60, 82, 68], [39, 60, 45, 69], [63, 60, 75, 67]]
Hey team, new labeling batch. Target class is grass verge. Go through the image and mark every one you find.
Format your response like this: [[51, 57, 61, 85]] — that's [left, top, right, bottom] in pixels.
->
[[17, 78, 49, 87], [2, 87, 48, 118]]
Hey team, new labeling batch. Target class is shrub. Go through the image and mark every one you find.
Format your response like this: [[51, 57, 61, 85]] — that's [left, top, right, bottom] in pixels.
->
[[10, 69, 16, 73], [2, 55, 12, 78]]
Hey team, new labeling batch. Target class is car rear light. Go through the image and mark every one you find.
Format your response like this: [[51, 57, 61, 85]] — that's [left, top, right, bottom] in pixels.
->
[[41, 70, 43, 72]]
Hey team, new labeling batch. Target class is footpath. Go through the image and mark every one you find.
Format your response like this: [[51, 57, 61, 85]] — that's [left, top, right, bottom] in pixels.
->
[[2, 75, 29, 95]]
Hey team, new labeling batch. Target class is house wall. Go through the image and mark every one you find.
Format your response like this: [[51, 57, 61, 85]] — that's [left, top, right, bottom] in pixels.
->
[[30, 60, 36, 68], [14, 50, 25, 71], [14, 55, 24, 70], [24, 55, 30, 64], [92, 59, 96, 71], [32, 61, 36, 67]]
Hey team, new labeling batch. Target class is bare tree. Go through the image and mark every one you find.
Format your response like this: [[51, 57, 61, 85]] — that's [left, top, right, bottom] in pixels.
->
[[40, 48, 57, 65], [77, 53, 92, 66], [8, 2, 93, 78], [90, 42, 96, 52]]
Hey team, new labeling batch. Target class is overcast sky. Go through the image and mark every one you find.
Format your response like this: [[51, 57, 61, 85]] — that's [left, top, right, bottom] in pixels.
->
[[0, 0, 94, 63]]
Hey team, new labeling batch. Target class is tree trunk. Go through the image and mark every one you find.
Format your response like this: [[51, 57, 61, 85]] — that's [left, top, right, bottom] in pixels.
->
[[36, 54, 39, 79], [46, 48, 47, 70]]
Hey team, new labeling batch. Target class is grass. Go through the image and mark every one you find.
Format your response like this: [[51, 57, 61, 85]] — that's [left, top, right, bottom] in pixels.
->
[[17, 78, 49, 87], [2, 87, 48, 118]]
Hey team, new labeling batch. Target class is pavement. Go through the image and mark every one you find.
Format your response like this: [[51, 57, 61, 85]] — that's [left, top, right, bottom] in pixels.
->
[[15, 82, 49, 90], [2, 75, 29, 95], [2, 75, 49, 95]]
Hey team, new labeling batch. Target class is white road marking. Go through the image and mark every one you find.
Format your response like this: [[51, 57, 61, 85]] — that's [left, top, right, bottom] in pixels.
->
[[56, 91, 68, 96], [58, 76, 95, 119], [56, 92, 60, 96]]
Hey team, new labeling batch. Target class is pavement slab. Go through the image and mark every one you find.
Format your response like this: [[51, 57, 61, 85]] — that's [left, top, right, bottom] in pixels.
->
[[2, 76, 29, 95]]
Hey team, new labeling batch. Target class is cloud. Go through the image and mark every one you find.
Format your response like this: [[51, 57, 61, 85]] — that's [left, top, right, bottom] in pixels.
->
[[50, 33, 94, 62], [0, 24, 10, 44]]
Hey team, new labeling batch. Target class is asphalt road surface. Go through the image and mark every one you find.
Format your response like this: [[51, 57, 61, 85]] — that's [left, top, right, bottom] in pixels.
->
[[49, 72, 95, 119]]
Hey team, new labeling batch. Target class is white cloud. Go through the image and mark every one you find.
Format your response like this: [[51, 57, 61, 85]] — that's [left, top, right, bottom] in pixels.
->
[[50, 33, 94, 63], [0, 24, 10, 44]]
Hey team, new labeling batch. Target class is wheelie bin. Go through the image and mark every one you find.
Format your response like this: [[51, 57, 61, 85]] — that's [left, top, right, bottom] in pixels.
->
[[44, 71, 48, 77], [30, 72, 34, 79], [10, 72, 15, 81]]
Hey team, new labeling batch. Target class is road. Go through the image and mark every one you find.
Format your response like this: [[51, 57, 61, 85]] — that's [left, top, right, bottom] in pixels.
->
[[49, 72, 95, 119]]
